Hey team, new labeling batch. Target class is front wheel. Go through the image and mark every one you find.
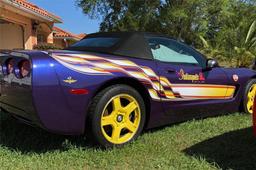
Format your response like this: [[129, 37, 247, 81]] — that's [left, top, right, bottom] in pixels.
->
[[243, 79, 256, 114], [87, 85, 146, 148]]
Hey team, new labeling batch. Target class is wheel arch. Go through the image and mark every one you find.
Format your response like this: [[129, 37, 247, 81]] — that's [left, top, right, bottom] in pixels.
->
[[240, 77, 256, 113], [88, 77, 151, 128]]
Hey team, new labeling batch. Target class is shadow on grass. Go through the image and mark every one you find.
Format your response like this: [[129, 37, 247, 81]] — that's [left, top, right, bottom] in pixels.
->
[[0, 112, 93, 154], [184, 127, 256, 170]]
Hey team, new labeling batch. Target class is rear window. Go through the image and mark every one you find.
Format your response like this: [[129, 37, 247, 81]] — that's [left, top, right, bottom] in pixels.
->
[[71, 37, 120, 48]]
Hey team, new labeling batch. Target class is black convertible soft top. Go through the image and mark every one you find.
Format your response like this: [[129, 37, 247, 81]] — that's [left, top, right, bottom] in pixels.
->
[[66, 32, 156, 60]]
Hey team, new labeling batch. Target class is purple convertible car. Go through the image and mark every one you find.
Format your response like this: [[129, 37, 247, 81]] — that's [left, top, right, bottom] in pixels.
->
[[1, 32, 256, 147]]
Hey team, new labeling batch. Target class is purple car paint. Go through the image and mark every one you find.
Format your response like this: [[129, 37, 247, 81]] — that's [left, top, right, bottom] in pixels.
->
[[0, 32, 256, 136]]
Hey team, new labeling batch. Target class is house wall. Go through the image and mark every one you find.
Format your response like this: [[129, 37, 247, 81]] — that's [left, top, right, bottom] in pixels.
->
[[37, 22, 53, 44], [47, 32, 54, 44], [0, 5, 54, 50], [54, 39, 77, 49]]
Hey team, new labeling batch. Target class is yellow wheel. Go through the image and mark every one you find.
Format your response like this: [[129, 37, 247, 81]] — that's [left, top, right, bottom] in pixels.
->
[[87, 85, 145, 147], [101, 94, 141, 144], [246, 84, 256, 114]]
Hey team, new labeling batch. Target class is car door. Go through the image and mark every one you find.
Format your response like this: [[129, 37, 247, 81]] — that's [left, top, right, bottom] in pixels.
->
[[146, 36, 235, 120]]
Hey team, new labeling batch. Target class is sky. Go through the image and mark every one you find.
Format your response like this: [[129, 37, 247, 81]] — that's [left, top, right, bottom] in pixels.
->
[[29, 0, 100, 34]]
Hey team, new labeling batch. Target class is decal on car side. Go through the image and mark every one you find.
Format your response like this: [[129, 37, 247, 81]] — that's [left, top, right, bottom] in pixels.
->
[[233, 74, 239, 82], [63, 76, 77, 84], [177, 69, 205, 82], [52, 54, 236, 101]]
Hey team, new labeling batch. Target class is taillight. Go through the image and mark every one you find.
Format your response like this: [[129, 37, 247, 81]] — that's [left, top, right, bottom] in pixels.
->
[[17, 60, 31, 78], [2, 58, 14, 75]]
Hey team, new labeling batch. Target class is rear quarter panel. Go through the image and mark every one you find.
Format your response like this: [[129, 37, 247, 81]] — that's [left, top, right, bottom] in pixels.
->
[[31, 51, 164, 135]]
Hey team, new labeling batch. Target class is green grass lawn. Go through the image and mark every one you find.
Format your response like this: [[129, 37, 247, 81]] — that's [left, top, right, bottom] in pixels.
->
[[0, 112, 255, 170]]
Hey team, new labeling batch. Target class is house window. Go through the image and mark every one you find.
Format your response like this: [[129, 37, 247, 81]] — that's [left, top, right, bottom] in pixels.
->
[[37, 34, 46, 43]]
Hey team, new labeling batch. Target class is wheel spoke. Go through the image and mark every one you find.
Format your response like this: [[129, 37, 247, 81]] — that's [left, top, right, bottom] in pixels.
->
[[111, 125, 122, 141], [247, 102, 253, 112], [101, 115, 114, 126], [248, 85, 256, 98], [247, 85, 256, 114], [123, 101, 138, 115], [112, 97, 122, 111], [248, 92, 254, 99], [126, 120, 137, 133]]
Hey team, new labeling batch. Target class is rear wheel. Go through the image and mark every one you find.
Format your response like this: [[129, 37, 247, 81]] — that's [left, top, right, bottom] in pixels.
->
[[87, 85, 146, 147], [243, 79, 256, 114]]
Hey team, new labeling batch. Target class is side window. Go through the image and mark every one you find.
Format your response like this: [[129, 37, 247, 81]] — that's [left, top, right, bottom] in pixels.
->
[[147, 37, 205, 66]]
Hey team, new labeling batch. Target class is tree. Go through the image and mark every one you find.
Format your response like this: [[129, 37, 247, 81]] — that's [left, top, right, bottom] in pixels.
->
[[76, 0, 211, 45], [234, 20, 256, 67], [76, 0, 256, 67], [76, 0, 162, 32]]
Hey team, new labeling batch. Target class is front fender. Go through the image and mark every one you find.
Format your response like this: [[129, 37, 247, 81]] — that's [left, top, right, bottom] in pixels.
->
[[221, 67, 256, 107]]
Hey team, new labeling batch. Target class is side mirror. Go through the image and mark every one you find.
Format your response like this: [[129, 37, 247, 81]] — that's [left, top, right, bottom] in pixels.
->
[[206, 59, 219, 69]]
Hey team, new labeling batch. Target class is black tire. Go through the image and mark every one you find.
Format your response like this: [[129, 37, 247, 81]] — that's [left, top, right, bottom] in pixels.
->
[[243, 79, 256, 114], [86, 84, 146, 148]]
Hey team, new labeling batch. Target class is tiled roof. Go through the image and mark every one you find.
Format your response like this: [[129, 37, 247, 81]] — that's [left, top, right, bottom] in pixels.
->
[[5, 0, 62, 23], [53, 27, 84, 40], [77, 33, 86, 39]]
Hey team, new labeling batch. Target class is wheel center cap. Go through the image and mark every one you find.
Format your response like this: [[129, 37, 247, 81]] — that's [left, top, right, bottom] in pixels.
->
[[116, 115, 123, 123]]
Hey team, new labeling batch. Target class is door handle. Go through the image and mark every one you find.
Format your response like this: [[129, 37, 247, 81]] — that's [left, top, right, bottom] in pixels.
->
[[166, 69, 176, 73]]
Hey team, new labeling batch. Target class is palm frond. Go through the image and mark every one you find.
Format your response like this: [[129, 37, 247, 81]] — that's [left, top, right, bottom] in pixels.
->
[[199, 35, 209, 48], [245, 20, 256, 44]]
